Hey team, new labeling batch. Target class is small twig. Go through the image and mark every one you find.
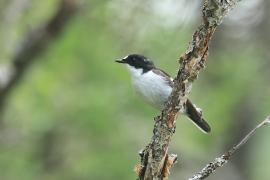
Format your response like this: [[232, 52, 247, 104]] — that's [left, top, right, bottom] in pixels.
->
[[189, 115, 270, 180]]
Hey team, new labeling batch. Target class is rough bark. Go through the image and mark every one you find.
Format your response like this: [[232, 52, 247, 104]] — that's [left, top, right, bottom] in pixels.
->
[[137, 0, 241, 179]]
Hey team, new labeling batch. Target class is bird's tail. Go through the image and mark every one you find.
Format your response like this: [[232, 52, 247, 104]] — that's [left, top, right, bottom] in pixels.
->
[[185, 99, 211, 133]]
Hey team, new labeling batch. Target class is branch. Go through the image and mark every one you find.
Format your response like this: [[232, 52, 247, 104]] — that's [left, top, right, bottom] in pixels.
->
[[0, 0, 79, 110], [189, 115, 270, 180], [137, 0, 242, 179]]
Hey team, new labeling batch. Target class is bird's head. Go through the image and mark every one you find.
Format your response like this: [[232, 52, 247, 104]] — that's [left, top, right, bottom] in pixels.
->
[[116, 54, 155, 74]]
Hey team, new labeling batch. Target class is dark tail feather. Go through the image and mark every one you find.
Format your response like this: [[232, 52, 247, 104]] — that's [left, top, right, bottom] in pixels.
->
[[185, 99, 211, 133]]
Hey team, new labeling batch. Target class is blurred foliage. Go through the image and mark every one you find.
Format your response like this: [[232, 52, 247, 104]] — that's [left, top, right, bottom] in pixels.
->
[[0, 0, 270, 180]]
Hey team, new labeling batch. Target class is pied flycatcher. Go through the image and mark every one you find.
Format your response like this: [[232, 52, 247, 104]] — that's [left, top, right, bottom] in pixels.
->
[[116, 54, 211, 133]]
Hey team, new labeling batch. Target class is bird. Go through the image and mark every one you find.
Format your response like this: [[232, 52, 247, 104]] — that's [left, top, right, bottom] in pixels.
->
[[116, 54, 211, 133]]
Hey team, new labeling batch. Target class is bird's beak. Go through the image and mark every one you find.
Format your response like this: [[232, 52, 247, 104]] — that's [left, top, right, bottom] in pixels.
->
[[115, 58, 125, 64]]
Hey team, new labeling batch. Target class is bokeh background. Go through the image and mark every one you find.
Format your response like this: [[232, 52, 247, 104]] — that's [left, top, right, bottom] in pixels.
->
[[0, 0, 269, 180]]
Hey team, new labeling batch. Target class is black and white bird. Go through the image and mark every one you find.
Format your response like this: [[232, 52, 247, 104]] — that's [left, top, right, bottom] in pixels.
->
[[116, 54, 211, 133]]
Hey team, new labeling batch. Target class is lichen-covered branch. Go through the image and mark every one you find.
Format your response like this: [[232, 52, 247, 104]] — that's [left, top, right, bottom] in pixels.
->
[[0, 0, 79, 111], [189, 115, 270, 180], [137, 0, 242, 179]]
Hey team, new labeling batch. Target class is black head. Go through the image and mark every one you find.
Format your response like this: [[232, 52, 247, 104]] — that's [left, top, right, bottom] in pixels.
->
[[116, 54, 155, 73]]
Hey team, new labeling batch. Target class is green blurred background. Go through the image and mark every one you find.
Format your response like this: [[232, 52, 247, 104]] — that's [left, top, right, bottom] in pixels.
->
[[0, 0, 269, 179]]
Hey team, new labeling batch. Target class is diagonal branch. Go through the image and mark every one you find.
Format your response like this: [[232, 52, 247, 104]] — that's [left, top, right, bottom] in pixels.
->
[[137, 0, 242, 179], [0, 0, 79, 111], [189, 115, 270, 180]]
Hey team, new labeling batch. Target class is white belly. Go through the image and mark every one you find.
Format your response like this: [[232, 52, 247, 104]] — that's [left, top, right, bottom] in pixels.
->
[[131, 71, 172, 110]]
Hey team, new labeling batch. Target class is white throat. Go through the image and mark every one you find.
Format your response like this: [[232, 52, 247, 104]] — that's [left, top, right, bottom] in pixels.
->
[[126, 64, 143, 78], [125, 65, 172, 110]]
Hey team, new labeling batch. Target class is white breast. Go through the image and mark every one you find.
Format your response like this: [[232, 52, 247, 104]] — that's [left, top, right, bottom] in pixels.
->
[[126, 65, 172, 110]]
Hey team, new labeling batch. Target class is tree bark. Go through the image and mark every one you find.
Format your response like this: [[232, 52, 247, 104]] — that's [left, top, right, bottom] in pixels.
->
[[137, 1, 242, 179]]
